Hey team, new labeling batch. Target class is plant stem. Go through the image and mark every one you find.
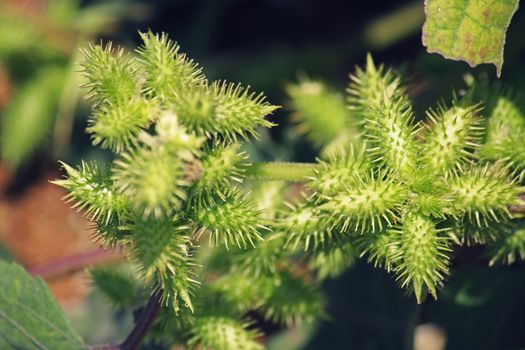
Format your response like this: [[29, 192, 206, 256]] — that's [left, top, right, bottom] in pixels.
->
[[28, 248, 124, 280], [245, 162, 318, 182], [89, 288, 163, 350]]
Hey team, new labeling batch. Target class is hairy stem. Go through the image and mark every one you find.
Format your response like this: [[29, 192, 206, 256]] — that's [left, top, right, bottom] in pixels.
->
[[28, 248, 124, 280], [89, 288, 163, 350], [245, 162, 318, 182]]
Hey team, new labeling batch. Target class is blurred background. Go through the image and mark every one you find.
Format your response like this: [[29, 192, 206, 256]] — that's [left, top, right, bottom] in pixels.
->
[[1, 0, 525, 349]]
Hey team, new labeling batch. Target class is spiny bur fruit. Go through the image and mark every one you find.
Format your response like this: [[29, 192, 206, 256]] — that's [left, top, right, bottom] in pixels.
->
[[288, 55, 525, 304], [55, 32, 525, 349]]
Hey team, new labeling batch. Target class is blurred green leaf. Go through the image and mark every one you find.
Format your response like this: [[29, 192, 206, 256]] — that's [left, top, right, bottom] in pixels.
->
[[0, 260, 84, 349], [46, 0, 80, 26], [364, 1, 424, 49], [422, 0, 519, 76], [1, 65, 66, 167]]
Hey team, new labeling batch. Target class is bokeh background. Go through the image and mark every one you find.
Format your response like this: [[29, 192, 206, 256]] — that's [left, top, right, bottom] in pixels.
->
[[2, 1, 525, 349]]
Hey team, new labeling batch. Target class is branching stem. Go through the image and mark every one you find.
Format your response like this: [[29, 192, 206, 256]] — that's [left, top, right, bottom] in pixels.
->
[[245, 162, 318, 182], [88, 288, 163, 350], [28, 248, 124, 280]]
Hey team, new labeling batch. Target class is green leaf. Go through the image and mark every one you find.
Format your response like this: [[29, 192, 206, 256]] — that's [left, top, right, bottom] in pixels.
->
[[422, 0, 519, 76], [1, 66, 66, 167], [0, 260, 84, 350]]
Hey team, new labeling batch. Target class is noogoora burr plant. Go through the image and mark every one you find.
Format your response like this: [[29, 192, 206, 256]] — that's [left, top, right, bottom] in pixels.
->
[[53, 31, 525, 349]]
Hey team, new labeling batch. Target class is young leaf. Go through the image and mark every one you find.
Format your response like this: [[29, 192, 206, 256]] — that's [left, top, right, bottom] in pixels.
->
[[0, 260, 85, 350]]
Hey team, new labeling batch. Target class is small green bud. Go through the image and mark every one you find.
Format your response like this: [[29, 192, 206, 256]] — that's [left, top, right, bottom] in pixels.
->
[[89, 267, 137, 308], [352, 229, 400, 272], [309, 241, 356, 279], [348, 54, 419, 177]]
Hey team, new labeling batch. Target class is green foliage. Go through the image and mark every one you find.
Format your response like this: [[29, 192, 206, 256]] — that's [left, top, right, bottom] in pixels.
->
[[0, 260, 84, 350], [422, 0, 519, 76], [1, 66, 66, 166], [0, 0, 144, 168]]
